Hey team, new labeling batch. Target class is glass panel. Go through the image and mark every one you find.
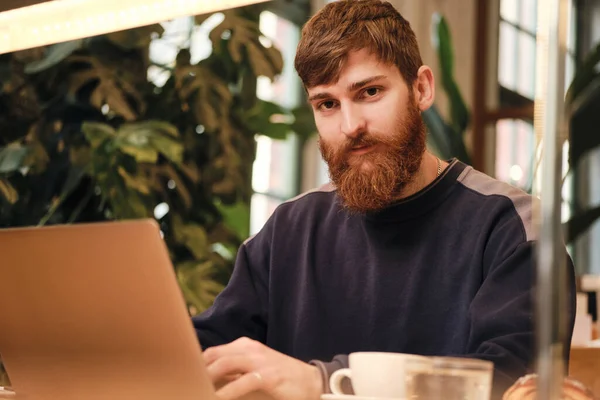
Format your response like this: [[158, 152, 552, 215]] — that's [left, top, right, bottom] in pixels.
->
[[258, 11, 301, 109], [253, 11, 300, 199], [516, 31, 536, 99], [498, 21, 518, 91], [565, 54, 575, 93], [250, 193, 282, 235], [252, 136, 273, 194], [500, 0, 520, 24], [562, 140, 571, 223], [191, 13, 225, 63], [567, 0, 577, 54], [520, 0, 537, 34], [250, 11, 302, 232], [148, 16, 194, 86], [495, 119, 535, 190], [317, 157, 330, 187]]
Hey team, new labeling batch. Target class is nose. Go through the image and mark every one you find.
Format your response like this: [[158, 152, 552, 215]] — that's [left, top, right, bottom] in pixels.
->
[[340, 103, 365, 138]]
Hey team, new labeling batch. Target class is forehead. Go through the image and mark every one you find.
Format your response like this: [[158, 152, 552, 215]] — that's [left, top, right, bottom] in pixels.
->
[[306, 49, 405, 96]]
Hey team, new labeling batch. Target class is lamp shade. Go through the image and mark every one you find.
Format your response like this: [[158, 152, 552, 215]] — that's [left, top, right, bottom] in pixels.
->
[[0, 0, 270, 54]]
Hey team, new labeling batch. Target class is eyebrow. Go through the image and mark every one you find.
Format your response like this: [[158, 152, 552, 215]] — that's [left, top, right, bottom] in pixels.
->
[[307, 74, 388, 103]]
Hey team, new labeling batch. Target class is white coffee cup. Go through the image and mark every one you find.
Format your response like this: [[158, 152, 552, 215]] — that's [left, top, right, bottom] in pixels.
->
[[329, 352, 432, 398]]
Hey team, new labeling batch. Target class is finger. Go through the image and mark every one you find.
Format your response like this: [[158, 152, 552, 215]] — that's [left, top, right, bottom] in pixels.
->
[[216, 371, 265, 400], [204, 337, 260, 365], [208, 354, 257, 382], [203, 347, 223, 366]]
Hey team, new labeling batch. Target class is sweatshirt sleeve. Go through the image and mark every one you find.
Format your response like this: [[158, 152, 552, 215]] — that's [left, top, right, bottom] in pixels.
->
[[309, 355, 350, 394], [308, 243, 576, 398], [192, 237, 270, 349], [463, 238, 576, 398]]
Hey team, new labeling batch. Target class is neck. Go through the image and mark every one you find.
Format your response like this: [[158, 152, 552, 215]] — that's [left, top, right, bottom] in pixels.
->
[[395, 152, 446, 200]]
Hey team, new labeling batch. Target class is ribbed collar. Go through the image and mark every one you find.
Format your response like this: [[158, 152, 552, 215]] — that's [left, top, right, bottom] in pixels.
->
[[361, 158, 468, 223]]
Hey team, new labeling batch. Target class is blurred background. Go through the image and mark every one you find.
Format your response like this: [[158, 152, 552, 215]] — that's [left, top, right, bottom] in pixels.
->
[[0, 0, 599, 384]]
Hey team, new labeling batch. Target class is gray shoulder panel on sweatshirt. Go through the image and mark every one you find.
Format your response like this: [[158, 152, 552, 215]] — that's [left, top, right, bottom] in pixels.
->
[[457, 166, 538, 242]]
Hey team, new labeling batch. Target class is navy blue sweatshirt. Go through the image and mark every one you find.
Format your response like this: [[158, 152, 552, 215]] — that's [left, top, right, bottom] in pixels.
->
[[193, 160, 576, 396]]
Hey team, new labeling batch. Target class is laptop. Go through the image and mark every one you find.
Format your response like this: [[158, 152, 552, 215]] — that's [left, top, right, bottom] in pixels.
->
[[0, 219, 218, 400]]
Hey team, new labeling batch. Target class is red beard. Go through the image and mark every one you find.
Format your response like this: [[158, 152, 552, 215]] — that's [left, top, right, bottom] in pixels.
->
[[319, 100, 426, 214]]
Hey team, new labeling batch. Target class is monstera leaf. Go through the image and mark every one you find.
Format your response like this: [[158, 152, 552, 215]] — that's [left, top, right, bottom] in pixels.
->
[[175, 62, 233, 132], [209, 10, 283, 80], [176, 259, 225, 313], [24, 40, 84, 74], [83, 121, 183, 165], [172, 214, 210, 260], [67, 55, 145, 121], [244, 100, 292, 139], [106, 24, 165, 50], [0, 143, 28, 173], [0, 178, 18, 204]]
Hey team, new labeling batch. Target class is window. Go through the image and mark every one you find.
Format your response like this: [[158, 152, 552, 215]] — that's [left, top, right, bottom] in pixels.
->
[[250, 11, 302, 235], [146, 12, 304, 235], [494, 0, 577, 204]]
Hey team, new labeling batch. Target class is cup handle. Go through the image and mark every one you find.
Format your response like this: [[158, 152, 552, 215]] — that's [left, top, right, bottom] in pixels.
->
[[329, 368, 352, 395]]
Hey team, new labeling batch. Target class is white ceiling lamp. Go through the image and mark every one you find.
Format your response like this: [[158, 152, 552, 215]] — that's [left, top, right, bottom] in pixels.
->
[[0, 0, 270, 55]]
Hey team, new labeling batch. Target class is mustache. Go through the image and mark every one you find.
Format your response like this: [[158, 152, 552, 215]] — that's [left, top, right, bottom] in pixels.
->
[[341, 133, 381, 152]]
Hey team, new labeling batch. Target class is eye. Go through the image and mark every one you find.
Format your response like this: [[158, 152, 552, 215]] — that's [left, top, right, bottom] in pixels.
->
[[317, 100, 337, 111], [363, 87, 380, 97]]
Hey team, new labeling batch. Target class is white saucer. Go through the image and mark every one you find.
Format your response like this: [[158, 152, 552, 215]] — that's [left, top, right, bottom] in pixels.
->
[[321, 394, 404, 400]]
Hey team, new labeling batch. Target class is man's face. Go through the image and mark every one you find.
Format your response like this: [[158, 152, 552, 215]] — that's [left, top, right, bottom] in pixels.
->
[[307, 49, 427, 214]]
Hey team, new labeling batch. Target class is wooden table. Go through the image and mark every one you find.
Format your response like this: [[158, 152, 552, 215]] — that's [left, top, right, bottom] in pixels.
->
[[569, 347, 600, 396]]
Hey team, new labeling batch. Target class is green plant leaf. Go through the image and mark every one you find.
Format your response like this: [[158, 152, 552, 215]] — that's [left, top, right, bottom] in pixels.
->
[[119, 145, 159, 163], [24, 40, 84, 74], [23, 139, 50, 174], [116, 121, 183, 164], [569, 87, 600, 170], [246, 41, 278, 80], [0, 143, 28, 173], [118, 166, 151, 195], [175, 64, 232, 132], [106, 24, 165, 49], [209, 10, 282, 80], [423, 105, 472, 164], [150, 135, 184, 164], [263, 45, 284, 77], [0, 58, 11, 84], [68, 56, 143, 121], [432, 13, 470, 134], [216, 201, 250, 240], [245, 100, 292, 139], [564, 205, 600, 243], [291, 105, 317, 139], [176, 260, 224, 314], [155, 164, 192, 209], [566, 41, 600, 106], [0, 178, 18, 204], [103, 173, 151, 219], [172, 216, 210, 260], [38, 166, 88, 226], [82, 122, 116, 149]]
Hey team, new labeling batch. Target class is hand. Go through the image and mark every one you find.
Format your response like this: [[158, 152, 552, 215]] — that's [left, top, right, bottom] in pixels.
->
[[203, 337, 323, 400]]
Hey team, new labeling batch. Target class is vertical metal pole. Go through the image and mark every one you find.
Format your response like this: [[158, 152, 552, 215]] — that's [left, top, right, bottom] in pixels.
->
[[534, 0, 571, 398]]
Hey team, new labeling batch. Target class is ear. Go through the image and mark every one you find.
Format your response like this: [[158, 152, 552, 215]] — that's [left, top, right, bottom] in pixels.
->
[[413, 65, 435, 112]]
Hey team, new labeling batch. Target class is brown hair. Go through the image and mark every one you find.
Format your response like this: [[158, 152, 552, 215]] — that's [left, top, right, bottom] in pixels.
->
[[294, 0, 423, 89]]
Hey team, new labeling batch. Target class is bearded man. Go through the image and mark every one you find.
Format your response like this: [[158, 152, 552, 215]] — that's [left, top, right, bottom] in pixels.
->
[[192, 1, 576, 399]]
